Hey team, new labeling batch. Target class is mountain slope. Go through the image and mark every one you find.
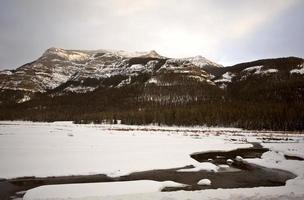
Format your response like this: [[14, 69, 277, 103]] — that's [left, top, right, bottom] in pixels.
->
[[0, 48, 220, 94], [0, 48, 303, 131]]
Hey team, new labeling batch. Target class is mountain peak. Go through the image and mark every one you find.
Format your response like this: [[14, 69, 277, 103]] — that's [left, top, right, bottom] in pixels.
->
[[42, 47, 90, 62], [43, 47, 64, 54], [145, 50, 161, 58], [105, 49, 163, 58], [177, 55, 222, 68]]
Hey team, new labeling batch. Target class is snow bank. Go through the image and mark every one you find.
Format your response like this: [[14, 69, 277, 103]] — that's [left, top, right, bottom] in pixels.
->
[[246, 152, 304, 178], [262, 142, 304, 159], [197, 179, 211, 185], [177, 162, 219, 172], [23, 180, 187, 200], [261, 151, 285, 162], [24, 182, 304, 200]]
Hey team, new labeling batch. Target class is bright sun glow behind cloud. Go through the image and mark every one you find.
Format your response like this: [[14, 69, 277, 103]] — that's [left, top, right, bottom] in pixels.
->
[[71, 0, 301, 60], [114, 0, 298, 59]]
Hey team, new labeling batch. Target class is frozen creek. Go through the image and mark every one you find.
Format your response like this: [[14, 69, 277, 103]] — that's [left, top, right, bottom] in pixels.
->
[[0, 121, 303, 200]]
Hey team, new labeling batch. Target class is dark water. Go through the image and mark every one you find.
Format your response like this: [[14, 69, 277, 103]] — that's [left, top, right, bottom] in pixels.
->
[[1, 143, 298, 200]]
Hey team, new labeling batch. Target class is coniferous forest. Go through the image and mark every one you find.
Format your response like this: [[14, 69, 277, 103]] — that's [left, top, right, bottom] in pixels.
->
[[0, 55, 304, 131], [1, 75, 304, 131]]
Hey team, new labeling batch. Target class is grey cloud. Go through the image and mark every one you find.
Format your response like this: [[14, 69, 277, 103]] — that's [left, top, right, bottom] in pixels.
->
[[0, 0, 303, 69]]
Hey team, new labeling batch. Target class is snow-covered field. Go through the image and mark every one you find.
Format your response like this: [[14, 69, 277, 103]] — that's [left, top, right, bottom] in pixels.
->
[[0, 121, 304, 200], [0, 121, 251, 178]]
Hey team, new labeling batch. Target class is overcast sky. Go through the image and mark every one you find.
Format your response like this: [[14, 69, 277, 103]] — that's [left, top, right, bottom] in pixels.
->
[[0, 0, 303, 69]]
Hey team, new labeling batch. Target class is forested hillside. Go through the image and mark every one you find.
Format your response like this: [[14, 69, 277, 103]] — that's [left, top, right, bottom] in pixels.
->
[[0, 48, 303, 130]]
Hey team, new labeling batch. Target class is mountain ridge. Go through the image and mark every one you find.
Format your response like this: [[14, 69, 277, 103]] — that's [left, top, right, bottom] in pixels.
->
[[1, 48, 302, 94], [0, 47, 223, 93], [0, 48, 303, 131]]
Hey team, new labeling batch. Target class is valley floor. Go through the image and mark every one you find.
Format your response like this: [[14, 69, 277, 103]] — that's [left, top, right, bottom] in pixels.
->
[[0, 121, 303, 200]]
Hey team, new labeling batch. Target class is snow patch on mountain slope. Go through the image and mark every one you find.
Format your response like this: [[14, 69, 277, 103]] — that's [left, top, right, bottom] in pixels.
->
[[147, 77, 158, 84], [214, 72, 236, 89], [69, 57, 153, 82], [44, 48, 90, 61], [243, 66, 263, 72], [238, 66, 280, 82], [129, 64, 145, 71], [0, 70, 13, 75], [0, 58, 83, 92], [189, 75, 211, 82], [117, 76, 132, 87], [68, 52, 89, 61], [264, 69, 278, 73], [17, 95, 31, 103], [64, 85, 97, 93], [186, 55, 222, 68], [243, 66, 279, 75], [90, 49, 162, 58], [0, 86, 37, 92], [164, 56, 221, 69], [215, 72, 235, 83], [290, 63, 304, 75], [113, 50, 162, 58]]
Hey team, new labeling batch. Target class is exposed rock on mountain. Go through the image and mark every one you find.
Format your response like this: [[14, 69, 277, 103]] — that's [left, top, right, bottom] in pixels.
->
[[0, 48, 220, 94]]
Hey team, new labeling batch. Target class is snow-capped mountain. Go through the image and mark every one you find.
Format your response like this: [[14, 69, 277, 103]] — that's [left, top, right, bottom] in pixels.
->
[[0, 49, 303, 130], [0, 48, 303, 104], [0, 48, 221, 94], [0, 48, 303, 96]]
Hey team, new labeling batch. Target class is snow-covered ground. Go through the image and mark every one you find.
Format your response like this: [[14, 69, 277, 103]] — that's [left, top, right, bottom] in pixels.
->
[[28, 183, 303, 200], [0, 121, 304, 200], [0, 121, 251, 178], [23, 180, 187, 200]]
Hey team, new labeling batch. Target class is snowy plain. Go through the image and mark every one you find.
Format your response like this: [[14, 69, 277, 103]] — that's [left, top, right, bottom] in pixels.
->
[[0, 121, 251, 178], [0, 121, 304, 200]]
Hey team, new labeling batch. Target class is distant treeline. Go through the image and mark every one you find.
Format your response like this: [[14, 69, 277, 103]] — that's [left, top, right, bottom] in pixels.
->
[[1, 73, 304, 131]]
